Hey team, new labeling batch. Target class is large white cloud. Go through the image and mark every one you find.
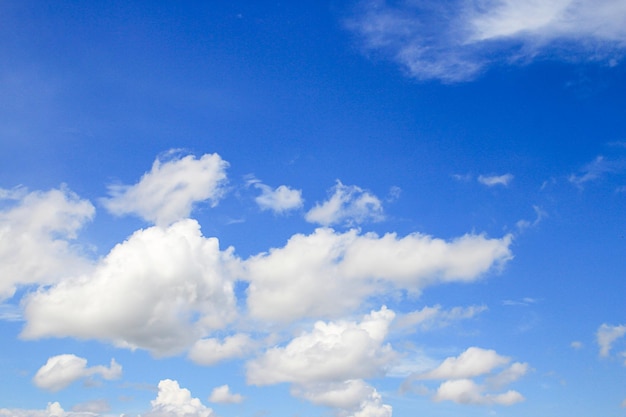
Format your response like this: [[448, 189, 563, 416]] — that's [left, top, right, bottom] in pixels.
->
[[143, 379, 214, 417], [0, 187, 94, 300], [305, 181, 384, 226], [102, 151, 228, 226], [246, 307, 396, 385], [33, 354, 121, 392], [245, 227, 512, 322], [21, 219, 240, 356], [348, 0, 626, 82]]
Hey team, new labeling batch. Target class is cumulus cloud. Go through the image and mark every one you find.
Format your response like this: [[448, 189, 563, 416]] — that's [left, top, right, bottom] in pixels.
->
[[251, 180, 303, 214], [348, 0, 626, 82], [208, 385, 244, 404], [144, 379, 214, 417], [21, 219, 240, 356], [188, 334, 253, 365], [305, 181, 384, 226], [597, 323, 626, 357], [102, 151, 228, 226], [477, 174, 514, 187], [291, 380, 392, 417], [33, 354, 121, 392], [246, 307, 396, 385], [0, 186, 94, 300], [245, 227, 512, 322], [394, 304, 487, 332], [433, 378, 524, 405], [416, 347, 511, 380]]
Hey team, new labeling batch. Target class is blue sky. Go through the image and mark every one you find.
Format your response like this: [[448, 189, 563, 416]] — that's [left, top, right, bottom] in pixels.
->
[[1, 1, 625, 416]]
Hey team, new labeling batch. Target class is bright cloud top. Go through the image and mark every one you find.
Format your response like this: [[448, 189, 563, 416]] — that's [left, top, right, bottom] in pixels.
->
[[102, 151, 229, 226], [0, 187, 94, 300], [305, 180, 384, 226], [21, 219, 240, 356], [33, 354, 121, 392], [348, 0, 626, 81], [144, 379, 214, 417]]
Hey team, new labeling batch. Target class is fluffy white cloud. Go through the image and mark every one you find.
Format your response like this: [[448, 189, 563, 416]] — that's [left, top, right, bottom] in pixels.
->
[[208, 385, 244, 404], [143, 379, 214, 417], [21, 219, 240, 356], [416, 347, 511, 380], [33, 354, 121, 392], [394, 304, 487, 332], [291, 380, 392, 417], [188, 334, 253, 365], [252, 181, 303, 214], [245, 227, 512, 322], [102, 151, 228, 226], [246, 307, 396, 385], [597, 323, 626, 357], [477, 174, 514, 187], [0, 187, 94, 300], [348, 0, 626, 82], [305, 181, 383, 226], [433, 378, 524, 405]]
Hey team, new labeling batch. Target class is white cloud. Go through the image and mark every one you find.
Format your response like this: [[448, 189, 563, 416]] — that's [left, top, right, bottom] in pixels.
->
[[305, 181, 384, 226], [433, 378, 524, 405], [291, 380, 392, 417], [21, 219, 240, 356], [477, 174, 514, 187], [348, 0, 626, 82], [245, 227, 512, 322], [208, 384, 244, 404], [252, 181, 303, 214], [394, 304, 487, 332], [246, 307, 396, 385], [597, 323, 626, 357], [0, 402, 96, 417], [416, 347, 511, 380], [568, 155, 625, 187], [188, 334, 253, 366], [143, 379, 214, 417], [0, 187, 94, 300], [33, 354, 121, 392], [102, 151, 228, 226]]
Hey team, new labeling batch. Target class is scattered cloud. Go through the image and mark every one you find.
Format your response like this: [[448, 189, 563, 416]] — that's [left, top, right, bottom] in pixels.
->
[[570, 341, 583, 349], [394, 304, 487, 332], [245, 227, 512, 322], [433, 378, 524, 405], [208, 384, 244, 404], [33, 354, 121, 392], [0, 402, 92, 417], [188, 334, 253, 366], [516, 206, 547, 232], [348, 0, 626, 82], [250, 179, 303, 214], [416, 347, 511, 380], [597, 323, 626, 357], [144, 379, 214, 417], [502, 297, 538, 306], [246, 307, 396, 385], [305, 181, 384, 226], [0, 187, 94, 301], [21, 219, 241, 356], [478, 174, 514, 187], [102, 151, 229, 226]]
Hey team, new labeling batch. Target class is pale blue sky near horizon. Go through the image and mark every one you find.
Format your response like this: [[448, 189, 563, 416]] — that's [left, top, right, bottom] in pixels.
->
[[1, 1, 625, 416]]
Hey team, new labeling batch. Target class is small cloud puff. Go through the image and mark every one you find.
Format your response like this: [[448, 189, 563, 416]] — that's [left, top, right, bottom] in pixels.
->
[[305, 180, 384, 226], [208, 385, 244, 404], [250, 179, 303, 214], [478, 174, 514, 187], [33, 354, 121, 392]]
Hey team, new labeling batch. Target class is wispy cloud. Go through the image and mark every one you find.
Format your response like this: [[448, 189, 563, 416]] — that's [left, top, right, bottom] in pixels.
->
[[478, 173, 514, 187], [347, 0, 626, 82], [568, 155, 626, 188]]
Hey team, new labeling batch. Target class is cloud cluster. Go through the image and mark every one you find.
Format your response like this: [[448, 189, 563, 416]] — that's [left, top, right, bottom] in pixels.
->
[[407, 347, 528, 405], [33, 354, 121, 392], [348, 0, 626, 82], [102, 151, 228, 226], [305, 181, 384, 226]]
